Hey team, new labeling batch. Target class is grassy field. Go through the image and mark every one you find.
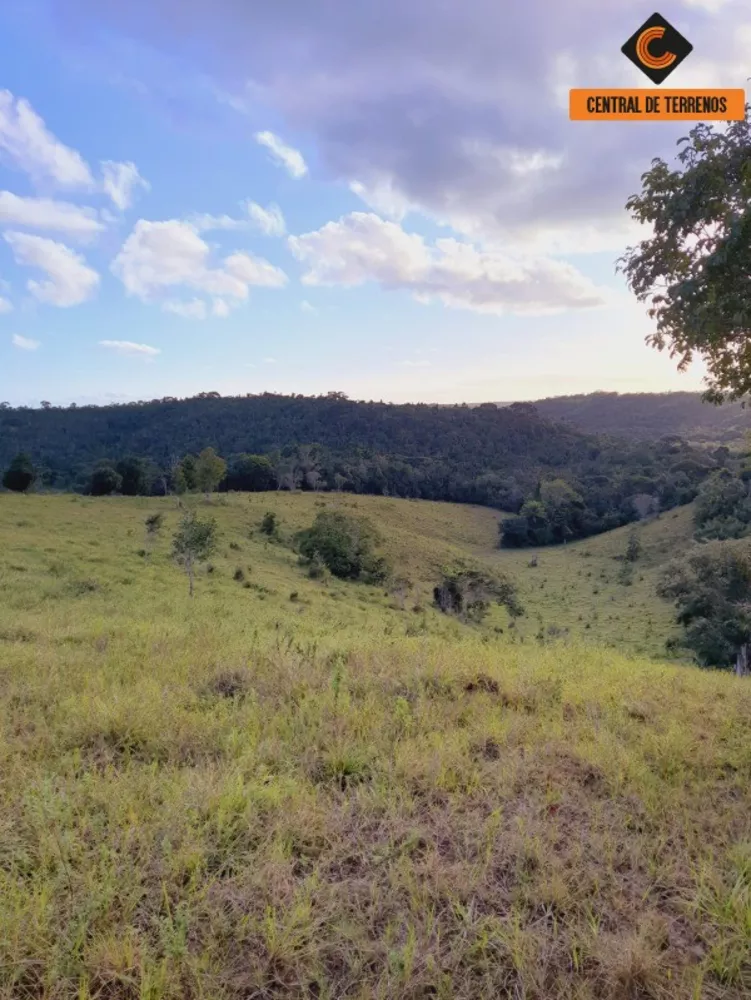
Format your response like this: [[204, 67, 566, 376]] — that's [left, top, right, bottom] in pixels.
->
[[492, 505, 696, 658], [0, 492, 750, 999]]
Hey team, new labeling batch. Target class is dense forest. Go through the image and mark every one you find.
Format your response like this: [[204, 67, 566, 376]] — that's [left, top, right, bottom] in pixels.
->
[[527, 392, 749, 444], [0, 392, 738, 545]]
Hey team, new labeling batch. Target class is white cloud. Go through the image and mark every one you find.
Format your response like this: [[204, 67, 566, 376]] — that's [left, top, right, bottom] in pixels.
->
[[63, 0, 749, 257], [224, 251, 288, 288], [0, 295, 12, 313], [111, 219, 288, 305], [212, 298, 230, 317], [0, 90, 94, 189], [263, 357, 276, 364], [12, 333, 39, 351], [400, 359, 431, 368], [349, 179, 414, 222], [0, 191, 104, 238], [246, 201, 286, 236], [4, 231, 99, 307], [99, 339, 160, 358], [255, 131, 308, 179], [190, 212, 249, 232], [162, 298, 208, 319], [190, 202, 286, 236], [100, 160, 150, 210], [300, 299, 317, 314], [289, 212, 607, 316]]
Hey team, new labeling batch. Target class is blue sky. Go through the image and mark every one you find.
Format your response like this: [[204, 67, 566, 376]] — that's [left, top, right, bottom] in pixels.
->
[[0, 0, 748, 407]]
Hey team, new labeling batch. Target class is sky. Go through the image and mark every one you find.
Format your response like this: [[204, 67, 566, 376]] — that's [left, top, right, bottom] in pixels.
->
[[0, 0, 748, 408]]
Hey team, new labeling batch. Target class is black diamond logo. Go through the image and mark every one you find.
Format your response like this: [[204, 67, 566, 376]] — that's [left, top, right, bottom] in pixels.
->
[[622, 12, 693, 85]]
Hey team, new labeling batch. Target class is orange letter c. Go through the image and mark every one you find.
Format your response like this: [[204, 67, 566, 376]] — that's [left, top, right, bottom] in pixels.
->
[[636, 26, 676, 70]]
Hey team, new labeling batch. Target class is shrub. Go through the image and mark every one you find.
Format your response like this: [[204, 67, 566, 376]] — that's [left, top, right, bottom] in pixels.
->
[[433, 566, 523, 624], [260, 511, 280, 537], [3, 452, 35, 493], [296, 511, 390, 582]]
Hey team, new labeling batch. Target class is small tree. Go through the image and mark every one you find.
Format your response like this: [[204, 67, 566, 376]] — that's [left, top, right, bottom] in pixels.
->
[[260, 511, 280, 538], [180, 454, 199, 492], [658, 542, 751, 675], [88, 461, 122, 496], [3, 452, 35, 493], [625, 529, 641, 563], [194, 448, 227, 500], [172, 511, 218, 596]]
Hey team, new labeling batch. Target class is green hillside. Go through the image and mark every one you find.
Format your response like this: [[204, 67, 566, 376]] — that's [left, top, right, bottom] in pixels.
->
[[493, 505, 695, 657], [1, 493, 750, 999], [529, 392, 750, 445]]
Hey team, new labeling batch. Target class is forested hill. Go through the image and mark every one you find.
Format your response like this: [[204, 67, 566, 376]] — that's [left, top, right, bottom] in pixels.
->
[[1, 393, 595, 479], [528, 391, 749, 444], [0, 391, 733, 545]]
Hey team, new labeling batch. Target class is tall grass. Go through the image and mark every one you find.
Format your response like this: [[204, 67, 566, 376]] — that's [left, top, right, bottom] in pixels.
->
[[0, 493, 749, 998]]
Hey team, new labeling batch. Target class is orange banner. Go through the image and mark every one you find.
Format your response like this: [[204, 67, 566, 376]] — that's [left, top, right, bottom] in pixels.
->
[[570, 88, 746, 121]]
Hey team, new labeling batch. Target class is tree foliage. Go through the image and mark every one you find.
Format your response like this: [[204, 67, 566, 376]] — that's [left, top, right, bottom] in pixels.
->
[[225, 454, 278, 492], [2, 452, 35, 493], [194, 448, 227, 498], [694, 469, 751, 541], [658, 542, 751, 672], [296, 511, 389, 583], [0, 392, 727, 547], [618, 111, 751, 402], [116, 455, 151, 496], [88, 461, 122, 496], [172, 511, 218, 596]]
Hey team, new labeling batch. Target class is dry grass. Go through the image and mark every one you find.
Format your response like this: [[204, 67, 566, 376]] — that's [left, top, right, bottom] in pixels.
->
[[0, 492, 749, 999]]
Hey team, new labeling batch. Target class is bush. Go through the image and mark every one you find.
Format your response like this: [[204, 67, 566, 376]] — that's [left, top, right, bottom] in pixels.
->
[[260, 511, 280, 537], [3, 452, 35, 493], [88, 462, 122, 496], [296, 511, 390, 582], [433, 566, 523, 624]]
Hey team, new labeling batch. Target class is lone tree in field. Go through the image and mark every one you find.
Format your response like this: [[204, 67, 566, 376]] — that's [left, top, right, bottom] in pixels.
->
[[658, 542, 751, 676], [260, 511, 280, 538], [2, 452, 35, 493], [618, 110, 751, 402], [172, 511, 218, 596], [194, 448, 227, 500]]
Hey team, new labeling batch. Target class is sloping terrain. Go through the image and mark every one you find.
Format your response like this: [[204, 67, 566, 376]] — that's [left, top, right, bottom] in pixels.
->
[[492, 505, 695, 658], [0, 492, 749, 1000], [529, 392, 750, 445]]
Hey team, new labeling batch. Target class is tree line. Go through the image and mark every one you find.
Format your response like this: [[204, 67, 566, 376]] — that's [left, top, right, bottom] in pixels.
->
[[3, 415, 733, 548]]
